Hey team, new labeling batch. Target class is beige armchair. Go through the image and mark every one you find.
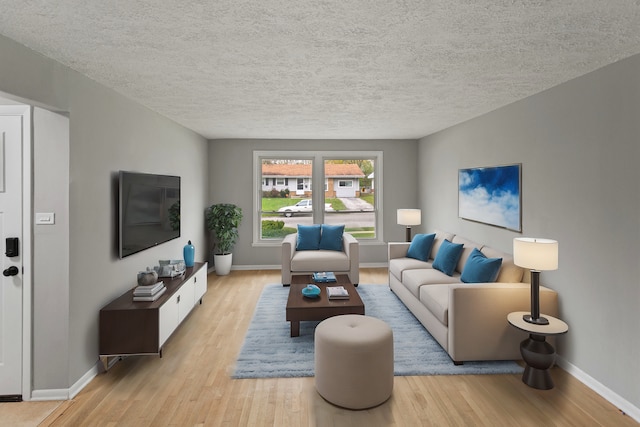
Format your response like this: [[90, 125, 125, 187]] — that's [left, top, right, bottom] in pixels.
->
[[281, 232, 359, 285]]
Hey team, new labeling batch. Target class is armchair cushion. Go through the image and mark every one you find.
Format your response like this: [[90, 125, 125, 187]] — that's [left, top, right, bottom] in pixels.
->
[[297, 224, 321, 250], [319, 224, 345, 251]]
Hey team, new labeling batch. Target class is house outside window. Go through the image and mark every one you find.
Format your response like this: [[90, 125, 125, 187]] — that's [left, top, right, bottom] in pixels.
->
[[253, 151, 382, 244]]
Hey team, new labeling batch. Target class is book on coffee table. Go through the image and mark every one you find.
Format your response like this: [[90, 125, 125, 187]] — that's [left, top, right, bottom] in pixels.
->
[[313, 272, 337, 283], [327, 286, 349, 300]]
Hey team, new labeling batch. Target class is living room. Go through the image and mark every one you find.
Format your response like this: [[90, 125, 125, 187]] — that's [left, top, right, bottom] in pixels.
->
[[0, 2, 638, 425]]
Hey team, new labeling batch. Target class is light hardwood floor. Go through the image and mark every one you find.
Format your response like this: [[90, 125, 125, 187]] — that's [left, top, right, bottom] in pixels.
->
[[27, 269, 636, 426]]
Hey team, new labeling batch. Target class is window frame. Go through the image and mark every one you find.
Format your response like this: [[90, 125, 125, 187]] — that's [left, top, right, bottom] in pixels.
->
[[253, 150, 383, 246]]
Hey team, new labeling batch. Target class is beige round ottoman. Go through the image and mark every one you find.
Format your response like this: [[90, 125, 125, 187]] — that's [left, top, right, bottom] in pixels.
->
[[314, 315, 394, 410]]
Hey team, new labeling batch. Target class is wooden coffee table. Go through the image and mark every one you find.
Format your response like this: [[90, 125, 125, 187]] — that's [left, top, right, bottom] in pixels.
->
[[286, 274, 365, 337]]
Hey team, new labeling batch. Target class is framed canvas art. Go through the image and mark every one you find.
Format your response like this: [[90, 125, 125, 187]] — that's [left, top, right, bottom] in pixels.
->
[[458, 164, 521, 232]]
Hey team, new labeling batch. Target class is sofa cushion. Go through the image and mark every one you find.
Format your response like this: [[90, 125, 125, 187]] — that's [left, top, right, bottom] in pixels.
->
[[406, 233, 435, 261], [481, 246, 524, 283], [460, 248, 503, 283], [420, 284, 449, 326], [389, 257, 432, 282], [402, 269, 460, 298], [319, 224, 344, 251], [296, 225, 321, 250], [451, 236, 483, 274], [291, 250, 350, 272], [432, 240, 464, 276]]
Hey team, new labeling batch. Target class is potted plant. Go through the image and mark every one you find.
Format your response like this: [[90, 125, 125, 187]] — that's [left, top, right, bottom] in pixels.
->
[[205, 203, 243, 275]]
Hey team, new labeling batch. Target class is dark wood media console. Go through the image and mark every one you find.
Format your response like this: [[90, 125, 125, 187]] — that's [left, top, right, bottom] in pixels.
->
[[99, 262, 207, 370]]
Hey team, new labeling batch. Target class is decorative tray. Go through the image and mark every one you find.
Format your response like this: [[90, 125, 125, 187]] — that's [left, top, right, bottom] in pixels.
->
[[301, 284, 321, 298]]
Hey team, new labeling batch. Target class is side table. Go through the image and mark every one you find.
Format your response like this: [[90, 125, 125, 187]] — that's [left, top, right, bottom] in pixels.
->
[[507, 311, 568, 390]]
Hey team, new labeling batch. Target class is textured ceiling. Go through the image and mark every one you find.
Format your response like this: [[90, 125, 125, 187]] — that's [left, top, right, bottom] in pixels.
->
[[1, 1, 639, 139]]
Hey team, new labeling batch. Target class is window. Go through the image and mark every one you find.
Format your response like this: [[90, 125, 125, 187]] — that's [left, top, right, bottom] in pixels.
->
[[253, 151, 382, 244]]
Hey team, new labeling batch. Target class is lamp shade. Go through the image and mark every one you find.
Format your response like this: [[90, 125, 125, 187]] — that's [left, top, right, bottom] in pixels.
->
[[513, 238, 558, 271], [397, 209, 421, 226]]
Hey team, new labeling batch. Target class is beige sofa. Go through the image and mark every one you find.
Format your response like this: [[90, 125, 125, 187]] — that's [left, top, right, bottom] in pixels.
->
[[389, 230, 558, 364], [282, 232, 359, 285]]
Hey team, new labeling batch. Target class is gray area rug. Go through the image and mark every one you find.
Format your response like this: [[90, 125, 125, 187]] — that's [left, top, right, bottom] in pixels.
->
[[233, 284, 524, 379]]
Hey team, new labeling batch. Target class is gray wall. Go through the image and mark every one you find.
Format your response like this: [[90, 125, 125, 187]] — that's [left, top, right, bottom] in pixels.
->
[[33, 107, 70, 391], [418, 54, 640, 410], [0, 35, 209, 392], [207, 139, 419, 266]]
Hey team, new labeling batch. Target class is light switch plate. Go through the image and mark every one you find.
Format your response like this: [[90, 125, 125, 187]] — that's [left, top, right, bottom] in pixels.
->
[[35, 212, 55, 225]]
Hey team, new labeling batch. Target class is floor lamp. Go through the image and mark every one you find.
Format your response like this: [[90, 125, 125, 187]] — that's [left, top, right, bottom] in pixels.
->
[[513, 237, 558, 325], [397, 209, 421, 242]]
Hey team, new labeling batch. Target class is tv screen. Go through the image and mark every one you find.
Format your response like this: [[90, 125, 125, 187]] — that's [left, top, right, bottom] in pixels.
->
[[119, 171, 180, 258]]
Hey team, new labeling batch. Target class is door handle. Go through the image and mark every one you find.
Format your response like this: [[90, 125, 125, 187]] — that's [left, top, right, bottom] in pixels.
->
[[3, 266, 19, 276]]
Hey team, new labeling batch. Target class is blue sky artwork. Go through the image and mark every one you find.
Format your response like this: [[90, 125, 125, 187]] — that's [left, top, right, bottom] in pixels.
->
[[458, 164, 521, 231]]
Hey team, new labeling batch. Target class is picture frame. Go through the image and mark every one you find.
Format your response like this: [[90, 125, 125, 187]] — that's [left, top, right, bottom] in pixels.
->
[[458, 164, 522, 232]]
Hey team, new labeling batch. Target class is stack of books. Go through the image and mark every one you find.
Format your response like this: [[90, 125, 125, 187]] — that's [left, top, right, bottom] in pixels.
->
[[327, 286, 349, 300], [133, 281, 166, 302]]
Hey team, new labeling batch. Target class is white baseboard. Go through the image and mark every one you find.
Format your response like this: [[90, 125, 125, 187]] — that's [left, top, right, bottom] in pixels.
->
[[30, 360, 100, 401], [556, 356, 640, 423], [30, 388, 69, 401], [209, 263, 389, 274]]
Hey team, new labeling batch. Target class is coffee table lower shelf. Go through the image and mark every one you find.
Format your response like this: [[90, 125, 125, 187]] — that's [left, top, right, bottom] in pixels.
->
[[286, 274, 365, 337]]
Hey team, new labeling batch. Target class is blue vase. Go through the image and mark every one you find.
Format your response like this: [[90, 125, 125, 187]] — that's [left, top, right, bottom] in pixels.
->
[[183, 240, 195, 267]]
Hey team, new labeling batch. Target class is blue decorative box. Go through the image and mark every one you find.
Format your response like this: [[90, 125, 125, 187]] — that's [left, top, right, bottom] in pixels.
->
[[313, 272, 337, 283]]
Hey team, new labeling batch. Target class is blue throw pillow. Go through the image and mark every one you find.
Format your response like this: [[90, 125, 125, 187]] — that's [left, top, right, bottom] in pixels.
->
[[319, 224, 345, 251], [406, 233, 436, 262], [461, 248, 503, 283], [432, 239, 464, 276], [296, 224, 321, 250]]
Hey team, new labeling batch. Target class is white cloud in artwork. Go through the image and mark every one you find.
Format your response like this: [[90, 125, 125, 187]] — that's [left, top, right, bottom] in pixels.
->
[[459, 172, 473, 187], [459, 186, 520, 230]]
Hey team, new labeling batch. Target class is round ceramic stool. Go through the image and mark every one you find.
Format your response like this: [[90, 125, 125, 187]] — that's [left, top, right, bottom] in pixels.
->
[[314, 315, 394, 409]]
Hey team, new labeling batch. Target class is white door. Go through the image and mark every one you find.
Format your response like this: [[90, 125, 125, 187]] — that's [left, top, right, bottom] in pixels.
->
[[296, 178, 305, 195], [0, 114, 23, 398]]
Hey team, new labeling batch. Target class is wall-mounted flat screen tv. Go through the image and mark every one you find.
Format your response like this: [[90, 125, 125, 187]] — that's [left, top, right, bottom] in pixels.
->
[[119, 171, 181, 258]]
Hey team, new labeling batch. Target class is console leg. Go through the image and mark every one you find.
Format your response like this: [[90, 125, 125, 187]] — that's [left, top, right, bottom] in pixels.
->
[[100, 356, 109, 371]]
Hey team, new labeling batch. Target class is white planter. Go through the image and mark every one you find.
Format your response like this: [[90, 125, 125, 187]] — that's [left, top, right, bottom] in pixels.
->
[[214, 253, 233, 276]]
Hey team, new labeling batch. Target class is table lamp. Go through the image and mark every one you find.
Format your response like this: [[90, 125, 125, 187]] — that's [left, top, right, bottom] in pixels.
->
[[513, 237, 558, 325], [397, 209, 421, 242]]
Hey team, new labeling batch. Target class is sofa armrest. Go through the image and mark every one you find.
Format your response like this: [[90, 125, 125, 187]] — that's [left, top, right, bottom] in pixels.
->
[[281, 233, 297, 285], [388, 242, 411, 260], [447, 283, 558, 362], [342, 233, 357, 257], [343, 233, 359, 284], [282, 233, 297, 258]]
